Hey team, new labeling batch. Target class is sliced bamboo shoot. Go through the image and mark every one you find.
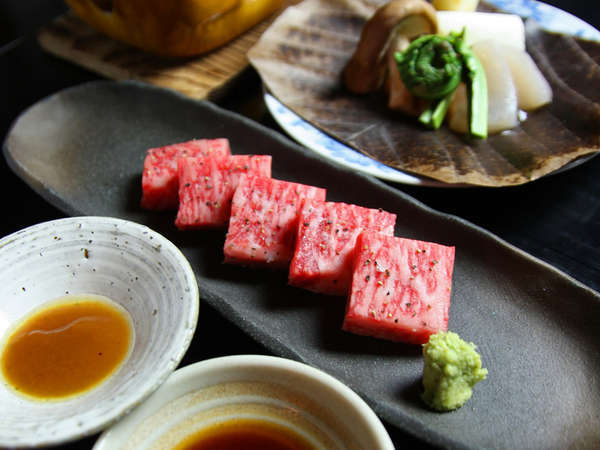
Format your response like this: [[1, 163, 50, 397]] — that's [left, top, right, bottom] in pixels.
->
[[437, 11, 525, 50], [498, 44, 553, 111]]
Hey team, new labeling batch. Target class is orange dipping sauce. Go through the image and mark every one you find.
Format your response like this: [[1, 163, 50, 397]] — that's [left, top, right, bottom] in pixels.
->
[[173, 418, 316, 450], [0, 294, 133, 401]]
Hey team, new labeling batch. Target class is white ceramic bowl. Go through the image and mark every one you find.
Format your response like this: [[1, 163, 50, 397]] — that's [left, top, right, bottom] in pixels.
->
[[94, 354, 394, 450], [0, 217, 199, 447]]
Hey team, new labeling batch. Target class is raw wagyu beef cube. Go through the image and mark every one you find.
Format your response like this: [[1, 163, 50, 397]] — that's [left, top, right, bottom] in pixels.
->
[[224, 176, 326, 268], [175, 154, 272, 229], [141, 138, 231, 210], [343, 232, 455, 345], [289, 201, 396, 296]]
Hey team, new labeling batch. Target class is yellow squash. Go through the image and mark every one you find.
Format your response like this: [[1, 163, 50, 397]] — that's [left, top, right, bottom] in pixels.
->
[[66, 0, 284, 57]]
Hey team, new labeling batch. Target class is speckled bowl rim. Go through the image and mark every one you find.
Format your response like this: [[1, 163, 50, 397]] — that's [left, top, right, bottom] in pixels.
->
[[93, 355, 395, 450], [0, 216, 200, 447]]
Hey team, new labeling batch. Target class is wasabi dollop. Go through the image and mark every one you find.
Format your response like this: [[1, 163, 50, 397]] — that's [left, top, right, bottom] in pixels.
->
[[422, 331, 487, 411]]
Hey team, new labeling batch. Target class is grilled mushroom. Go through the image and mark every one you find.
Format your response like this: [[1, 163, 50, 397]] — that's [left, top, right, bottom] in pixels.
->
[[342, 0, 438, 94]]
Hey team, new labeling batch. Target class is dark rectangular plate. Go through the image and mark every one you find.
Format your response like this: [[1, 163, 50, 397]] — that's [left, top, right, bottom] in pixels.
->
[[4, 81, 600, 449]]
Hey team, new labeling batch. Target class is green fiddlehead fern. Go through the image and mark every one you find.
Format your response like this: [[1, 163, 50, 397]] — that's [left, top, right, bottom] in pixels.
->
[[395, 29, 488, 138], [395, 34, 463, 99]]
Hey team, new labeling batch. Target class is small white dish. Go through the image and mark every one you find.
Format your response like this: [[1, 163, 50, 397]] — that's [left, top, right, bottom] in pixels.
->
[[94, 355, 395, 450], [0, 216, 199, 447]]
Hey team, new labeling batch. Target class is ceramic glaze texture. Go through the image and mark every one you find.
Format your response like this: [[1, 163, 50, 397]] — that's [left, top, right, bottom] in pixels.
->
[[0, 217, 199, 447], [93, 355, 394, 450], [4, 81, 600, 449]]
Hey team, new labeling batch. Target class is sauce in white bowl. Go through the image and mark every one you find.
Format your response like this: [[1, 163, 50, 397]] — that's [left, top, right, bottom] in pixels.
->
[[0, 217, 199, 447], [94, 355, 394, 450]]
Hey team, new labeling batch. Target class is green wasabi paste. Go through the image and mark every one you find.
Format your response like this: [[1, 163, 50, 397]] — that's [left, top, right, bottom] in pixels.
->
[[422, 331, 487, 412]]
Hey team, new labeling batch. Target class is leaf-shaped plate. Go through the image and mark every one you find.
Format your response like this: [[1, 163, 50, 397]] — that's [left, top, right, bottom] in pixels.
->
[[248, 0, 600, 186], [4, 81, 600, 448]]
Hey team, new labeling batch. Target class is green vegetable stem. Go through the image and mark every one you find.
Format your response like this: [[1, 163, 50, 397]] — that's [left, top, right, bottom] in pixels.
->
[[395, 29, 488, 138]]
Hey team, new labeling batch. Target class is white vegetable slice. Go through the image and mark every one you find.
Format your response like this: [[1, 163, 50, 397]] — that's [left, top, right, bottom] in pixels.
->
[[472, 40, 519, 133], [447, 83, 469, 134], [448, 40, 519, 135], [437, 11, 525, 50], [498, 44, 553, 111]]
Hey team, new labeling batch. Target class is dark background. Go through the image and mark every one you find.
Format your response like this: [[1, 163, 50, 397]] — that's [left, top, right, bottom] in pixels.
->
[[1, 1, 598, 50], [1, 1, 598, 449]]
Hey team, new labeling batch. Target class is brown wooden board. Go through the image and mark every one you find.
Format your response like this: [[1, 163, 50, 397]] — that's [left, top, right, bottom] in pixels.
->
[[38, 8, 289, 100]]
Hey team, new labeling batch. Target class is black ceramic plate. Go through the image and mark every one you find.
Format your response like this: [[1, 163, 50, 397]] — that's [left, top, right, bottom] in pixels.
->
[[4, 81, 600, 449]]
